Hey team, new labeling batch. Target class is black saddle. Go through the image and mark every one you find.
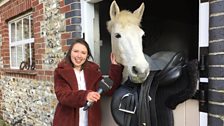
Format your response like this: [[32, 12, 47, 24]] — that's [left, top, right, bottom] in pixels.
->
[[111, 51, 198, 126]]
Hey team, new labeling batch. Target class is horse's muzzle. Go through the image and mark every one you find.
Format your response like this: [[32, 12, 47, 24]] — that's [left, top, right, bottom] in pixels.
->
[[130, 66, 149, 83]]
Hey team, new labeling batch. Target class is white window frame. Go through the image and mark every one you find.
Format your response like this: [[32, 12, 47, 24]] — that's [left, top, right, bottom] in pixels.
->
[[81, 0, 101, 64], [8, 12, 34, 69], [199, 2, 209, 47], [0, 0, 9, 7], [199, 1, 209, 126]]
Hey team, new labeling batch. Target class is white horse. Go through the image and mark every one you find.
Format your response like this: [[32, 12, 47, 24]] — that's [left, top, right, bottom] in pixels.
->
[[107, 1, 149, 83]]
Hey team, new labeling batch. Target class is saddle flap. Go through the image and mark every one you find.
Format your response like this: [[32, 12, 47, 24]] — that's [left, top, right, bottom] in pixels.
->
[[111, 81, 140, 126]]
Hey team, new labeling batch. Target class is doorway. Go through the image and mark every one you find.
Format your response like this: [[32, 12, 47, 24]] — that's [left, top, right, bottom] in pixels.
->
[[98, 0, 199, 125], [99, 0, 198, 73]]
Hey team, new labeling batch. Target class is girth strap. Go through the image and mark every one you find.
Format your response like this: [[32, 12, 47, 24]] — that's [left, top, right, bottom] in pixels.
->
[[124, 93, 136, 126], [138, 71, 156, 126]]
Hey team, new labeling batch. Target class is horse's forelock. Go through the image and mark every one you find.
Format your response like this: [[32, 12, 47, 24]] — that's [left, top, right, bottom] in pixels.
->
[[117, 11, 141, 26], [107, 10, 141, 32]]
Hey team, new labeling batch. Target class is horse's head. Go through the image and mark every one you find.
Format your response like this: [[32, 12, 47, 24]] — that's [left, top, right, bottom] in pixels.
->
[[107, 1, 149, 83]]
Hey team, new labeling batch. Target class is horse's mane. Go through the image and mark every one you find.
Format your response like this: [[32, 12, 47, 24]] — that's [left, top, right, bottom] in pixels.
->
[[107, 10, 141, 32]]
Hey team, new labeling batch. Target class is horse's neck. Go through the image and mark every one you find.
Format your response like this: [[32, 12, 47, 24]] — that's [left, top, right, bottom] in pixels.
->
[[122, 68, 129, 84]]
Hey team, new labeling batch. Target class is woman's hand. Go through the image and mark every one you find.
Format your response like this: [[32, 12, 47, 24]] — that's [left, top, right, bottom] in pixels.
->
[[86, 91, 100, 102], [110, 53, 118, 65]]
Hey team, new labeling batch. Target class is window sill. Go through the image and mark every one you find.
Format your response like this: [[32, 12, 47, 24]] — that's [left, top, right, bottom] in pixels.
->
[[3, 69, 37, 75]]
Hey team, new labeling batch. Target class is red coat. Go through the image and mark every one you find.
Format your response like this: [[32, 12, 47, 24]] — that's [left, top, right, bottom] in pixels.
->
[[53, 61, 123, 126]]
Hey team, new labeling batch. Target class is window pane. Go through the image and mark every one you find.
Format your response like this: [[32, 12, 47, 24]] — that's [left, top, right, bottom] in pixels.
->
[[17, 45, 23, 67], [24, 44, 30, 66], [30, 16, 34, 38], [16, 20, 22, 41], [11, 23, 15, 42], [31, 43, 35, 61], [31, 43, 35, 68], [23, 17, 29, 39], [11, 46, 16, 67]]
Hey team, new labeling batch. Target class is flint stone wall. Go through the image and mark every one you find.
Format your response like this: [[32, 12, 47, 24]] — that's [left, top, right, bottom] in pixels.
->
[[42, 0, 65, 69], [0, 0, 65, 125], [0, 76, 57, 126]]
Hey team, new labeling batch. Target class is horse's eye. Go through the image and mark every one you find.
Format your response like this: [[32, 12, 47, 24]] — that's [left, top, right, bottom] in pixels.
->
[[115, 33, 121, 38]]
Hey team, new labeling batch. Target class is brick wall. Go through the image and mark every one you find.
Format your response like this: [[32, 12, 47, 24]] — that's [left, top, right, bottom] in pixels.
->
[[0, 0, 83, 79], [1, 0, 32, 68], [63, 0, 82, 46], [208, 0, 224, 125], [0, 0, 83, 81], [0, 0, 84, 125], [0, 0, 53, 80], [0, 89, 2, 116]]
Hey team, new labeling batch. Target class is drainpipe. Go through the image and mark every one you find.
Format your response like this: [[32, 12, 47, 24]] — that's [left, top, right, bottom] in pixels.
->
[[208, 0, 224, 126]]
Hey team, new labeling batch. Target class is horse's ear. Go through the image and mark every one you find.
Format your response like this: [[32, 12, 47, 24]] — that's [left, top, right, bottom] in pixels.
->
[[133, 3, 145, 21], [110, 1, 120, 20]]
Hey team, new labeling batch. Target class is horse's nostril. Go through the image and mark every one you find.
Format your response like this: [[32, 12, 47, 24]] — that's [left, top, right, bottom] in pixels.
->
[[132, 66, 138, 74]]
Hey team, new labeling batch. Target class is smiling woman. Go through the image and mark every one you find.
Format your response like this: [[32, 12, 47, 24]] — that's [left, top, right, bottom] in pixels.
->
[[53, 38, 124, 126]]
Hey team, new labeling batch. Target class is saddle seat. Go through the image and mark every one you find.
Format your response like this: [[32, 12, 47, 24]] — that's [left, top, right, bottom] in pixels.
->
[[149, 51, 185, 86]]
